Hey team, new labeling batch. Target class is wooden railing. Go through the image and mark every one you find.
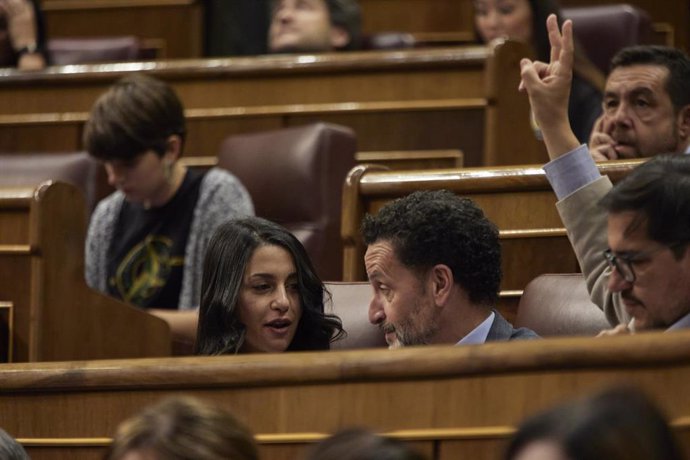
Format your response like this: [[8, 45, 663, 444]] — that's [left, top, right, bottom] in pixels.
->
[[2, 331, 690, 459]]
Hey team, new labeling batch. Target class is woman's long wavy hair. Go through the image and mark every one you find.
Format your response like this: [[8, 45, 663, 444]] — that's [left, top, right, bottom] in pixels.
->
[[195, 217, 344, 355]]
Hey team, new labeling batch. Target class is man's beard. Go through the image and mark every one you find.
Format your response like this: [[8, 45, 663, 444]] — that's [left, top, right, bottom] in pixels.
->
[[381, 297, 439, 348]]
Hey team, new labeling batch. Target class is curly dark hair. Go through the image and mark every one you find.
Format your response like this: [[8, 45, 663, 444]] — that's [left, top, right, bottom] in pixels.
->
[[195, 216, 344, 355], [361, 190, 501, 306]]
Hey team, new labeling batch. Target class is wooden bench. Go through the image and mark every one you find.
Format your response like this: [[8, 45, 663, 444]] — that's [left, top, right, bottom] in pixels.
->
[[0, 41, 546, 167], [0, 181, 171, 362], [42, 0, 203, 58], [360, 0, 474, 45], [341, 160, 644, 318], [2, 332, 690, 459], [360, 0, 685, 49]]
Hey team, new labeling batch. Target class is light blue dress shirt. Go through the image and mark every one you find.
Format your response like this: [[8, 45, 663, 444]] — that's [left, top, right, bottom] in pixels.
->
[[456, 311, 495, 345]]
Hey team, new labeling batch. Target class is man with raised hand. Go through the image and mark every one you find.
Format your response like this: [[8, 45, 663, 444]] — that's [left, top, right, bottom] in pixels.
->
[[520, 15, 690, 335]]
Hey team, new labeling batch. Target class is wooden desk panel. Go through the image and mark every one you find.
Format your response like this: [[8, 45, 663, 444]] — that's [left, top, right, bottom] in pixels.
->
[[42, 0, 203, 59], [0, 182, 171, 362], [0, 47, 488, 114], [0, 42, 546, 166], [0, 102, 487, 165], [360, 0, 474, 37], [2, 333, 690, 459]]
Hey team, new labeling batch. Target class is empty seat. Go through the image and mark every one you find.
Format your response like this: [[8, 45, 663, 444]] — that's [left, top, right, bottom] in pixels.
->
[[562, 4, 652, 75], [325, 281, 386, 350], [217, 123, 357, 281], [0, 152, 109, 215], [48, 36, 148, 65], [514, 274, 610, 337]]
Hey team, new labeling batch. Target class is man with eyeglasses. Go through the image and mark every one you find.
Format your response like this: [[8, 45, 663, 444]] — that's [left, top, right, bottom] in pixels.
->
[[520, 15, 690, 334]]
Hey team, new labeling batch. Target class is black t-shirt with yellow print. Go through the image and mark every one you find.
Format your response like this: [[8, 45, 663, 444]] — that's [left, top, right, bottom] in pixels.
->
[[106, 170, 203, 309]]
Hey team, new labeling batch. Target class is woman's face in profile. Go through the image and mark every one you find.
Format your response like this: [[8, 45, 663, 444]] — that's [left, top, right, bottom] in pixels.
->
[[474, 0, 533, 45], [237, 244, 303, 353]]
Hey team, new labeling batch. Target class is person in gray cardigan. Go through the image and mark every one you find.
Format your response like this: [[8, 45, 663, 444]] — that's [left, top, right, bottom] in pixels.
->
[[83, 74, 253, 342]]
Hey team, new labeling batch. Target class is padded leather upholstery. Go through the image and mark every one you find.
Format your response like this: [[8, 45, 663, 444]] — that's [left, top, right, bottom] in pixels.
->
[[0, 152, 110, 215], [562, 4, 652, 75], [514, 274, 610, 337], [48, 36, 145, 65], [361, 32, 416, 50], [217, 123, 357, 281], [325, 281, 386, 350]]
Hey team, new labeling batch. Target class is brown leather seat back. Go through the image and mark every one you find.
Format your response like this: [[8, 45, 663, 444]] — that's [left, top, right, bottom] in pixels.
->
[[325, 282, 387, 350], [361, 32, 416, 50], [217, 123, 357, 281], [562, 4, 652, 75], [0, 152, 110, 215], [515, 274, 610, 337], [48, 36, 147, 65]]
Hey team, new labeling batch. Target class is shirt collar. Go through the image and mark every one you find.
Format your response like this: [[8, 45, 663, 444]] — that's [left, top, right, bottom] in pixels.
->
[[456, 311, 495, 345], [667, 311, 690, 331]]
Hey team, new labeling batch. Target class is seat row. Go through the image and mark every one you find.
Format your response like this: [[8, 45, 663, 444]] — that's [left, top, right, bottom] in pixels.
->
[[0, 122, 639, 362]]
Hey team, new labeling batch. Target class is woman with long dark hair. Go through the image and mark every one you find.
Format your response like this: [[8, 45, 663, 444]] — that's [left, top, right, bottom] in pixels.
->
[[195, 217, 344, 354]]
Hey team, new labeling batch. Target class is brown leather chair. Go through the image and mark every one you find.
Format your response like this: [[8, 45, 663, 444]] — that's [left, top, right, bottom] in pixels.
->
[[514, 274, 610, 337], [361, 32, 416, 50], [217, 123, 357, 281], [48, 36, 150, 65], [562, 4, 652, 75], [0, 152, 110, 215], [325, 281, 386, 350]]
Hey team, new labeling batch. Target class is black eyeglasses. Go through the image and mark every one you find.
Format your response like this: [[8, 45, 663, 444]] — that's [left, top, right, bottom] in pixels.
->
[[603, 243, 685, 283]]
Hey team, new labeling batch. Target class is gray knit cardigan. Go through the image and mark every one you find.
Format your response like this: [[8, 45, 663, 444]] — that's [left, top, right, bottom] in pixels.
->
[[84, 168, 254, 310]]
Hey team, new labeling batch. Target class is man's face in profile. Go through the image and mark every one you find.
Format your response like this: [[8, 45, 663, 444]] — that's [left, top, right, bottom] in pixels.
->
[[269, 0, 337, 53], [606, 210, 690, 330], [364, 240, 440, 348]]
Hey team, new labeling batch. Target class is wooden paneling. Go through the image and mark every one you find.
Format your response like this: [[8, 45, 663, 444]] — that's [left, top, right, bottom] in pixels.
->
[[0, 182, 171, 362], [0, 42, 546, 166], [360, 0, 474, 41], [356, 149, 463, 170], [42, 0, 203, 58], [361, 0, 686, 50], [340, 160, 644, 297], [2, 333, 690, 459]]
